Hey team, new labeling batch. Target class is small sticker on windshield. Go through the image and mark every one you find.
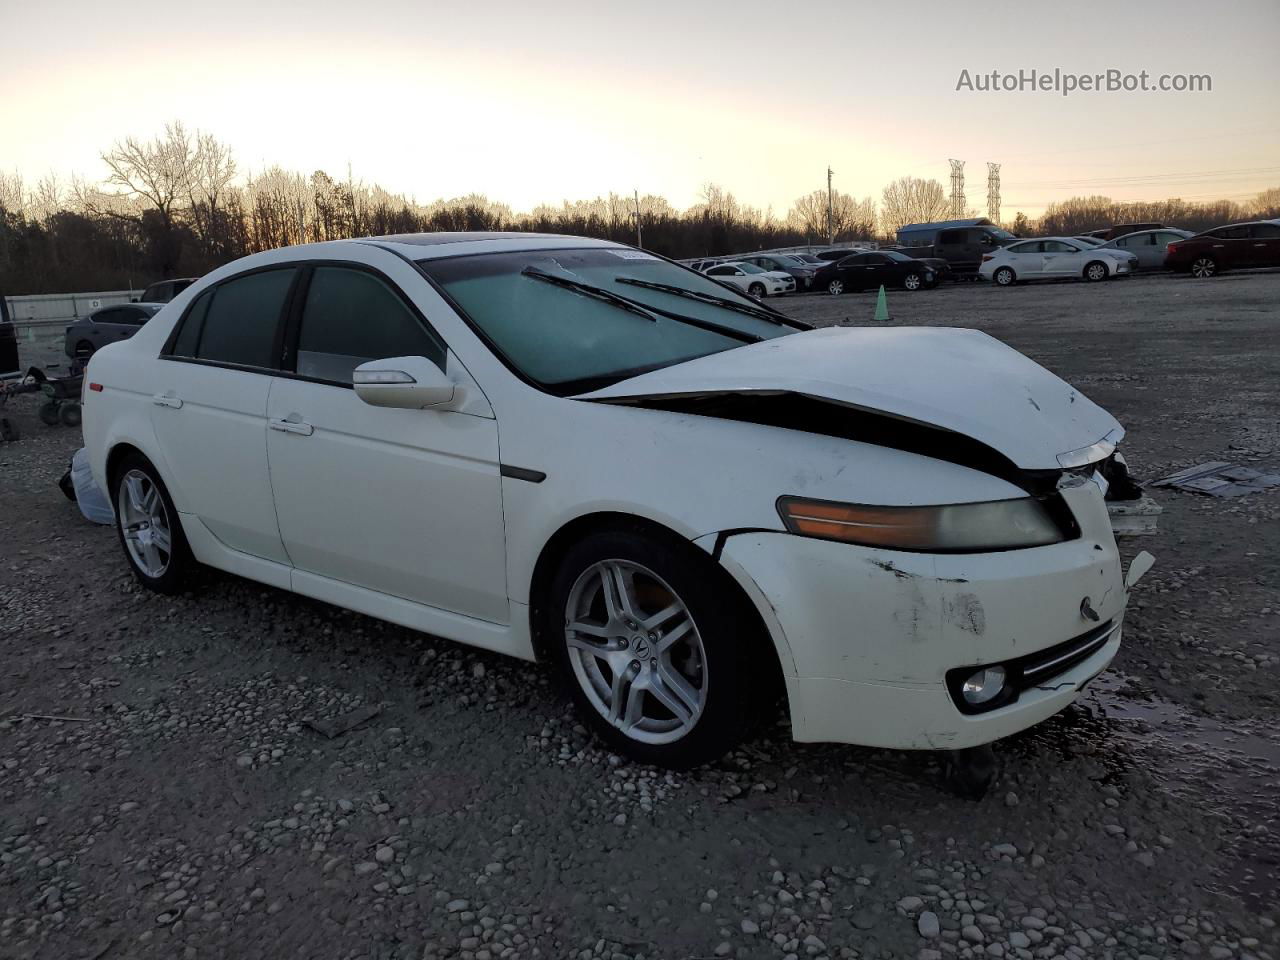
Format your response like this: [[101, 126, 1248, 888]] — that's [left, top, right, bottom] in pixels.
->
[[611, 250, 660, 260]]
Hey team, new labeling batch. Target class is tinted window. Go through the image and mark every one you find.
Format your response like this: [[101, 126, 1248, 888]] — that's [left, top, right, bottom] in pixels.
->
[[938, 230, 963, 244], [195, 269, 293, 368], [1250, 224, 1280, 238], [837, 255, 866, 266], [94, 307, 126, 324], [171, 290, 212, 357], [296, 267, 445, 383], [706, 266, 734, 276], [1212, 226, 1249, 240], [1008, 241, 1040, 253], [119, 307, 152, 325]]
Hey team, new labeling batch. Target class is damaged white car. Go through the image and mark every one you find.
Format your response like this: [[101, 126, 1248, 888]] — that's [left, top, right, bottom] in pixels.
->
[[80, 233, 1152, 771]]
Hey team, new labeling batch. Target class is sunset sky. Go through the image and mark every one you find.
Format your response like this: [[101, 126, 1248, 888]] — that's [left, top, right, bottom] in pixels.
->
[[3, 0, 1278, 219]]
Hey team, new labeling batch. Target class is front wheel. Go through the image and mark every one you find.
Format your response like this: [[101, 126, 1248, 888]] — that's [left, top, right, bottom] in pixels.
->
[[827, 279, 845, 295], [1190, 256, 1217, 278], [1084, 261, 1109, 282], [993, 266, 1016, 286], [545, 528, 771, 768], [111, 453, 194, 594], [902, 272, 923, 291], [747, 282, 766, 299]]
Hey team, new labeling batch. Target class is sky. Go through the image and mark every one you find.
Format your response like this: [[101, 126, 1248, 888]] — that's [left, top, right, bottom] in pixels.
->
[[2, 0, 1278, 220]]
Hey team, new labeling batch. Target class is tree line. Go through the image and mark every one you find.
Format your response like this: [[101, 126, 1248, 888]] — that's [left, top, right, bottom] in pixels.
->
[[1, 123, 1276, 294]]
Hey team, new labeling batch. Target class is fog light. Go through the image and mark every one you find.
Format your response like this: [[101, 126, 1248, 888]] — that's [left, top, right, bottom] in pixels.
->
[[961, 665, 1007, 706]]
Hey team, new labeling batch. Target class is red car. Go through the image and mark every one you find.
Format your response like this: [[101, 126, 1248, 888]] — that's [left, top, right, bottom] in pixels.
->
[[1165, 219, 1280, 278]]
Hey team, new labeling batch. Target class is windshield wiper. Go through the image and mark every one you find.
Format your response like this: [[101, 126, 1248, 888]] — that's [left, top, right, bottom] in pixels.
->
[[522, 267, 761, 343], [522, 268, 658, 323], [614, 277, 803, 327]]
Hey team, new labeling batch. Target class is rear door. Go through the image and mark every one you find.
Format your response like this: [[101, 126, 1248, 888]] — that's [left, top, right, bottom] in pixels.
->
[[150, 268, 295, 565], [1247, 223, 1280, 266], [1040, 240, 1078, 276], [1206, 226, 1251, 267], [1004, 241, 1043, 276], [264, 261, 509, 623]]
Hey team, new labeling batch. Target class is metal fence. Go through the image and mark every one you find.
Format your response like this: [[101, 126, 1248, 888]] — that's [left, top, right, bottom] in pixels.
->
[[3, 290, 142, 327]]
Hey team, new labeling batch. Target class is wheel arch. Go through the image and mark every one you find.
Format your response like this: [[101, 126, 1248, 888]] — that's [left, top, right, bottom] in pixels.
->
[[525, 511, 787, 704], [1083, 259, 1111, 279]]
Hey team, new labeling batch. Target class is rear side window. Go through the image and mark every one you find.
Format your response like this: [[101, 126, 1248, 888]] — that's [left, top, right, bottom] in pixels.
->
[[172, 269, 292, 368], [295, 267, 445, 383], [938, 230, 963, 244]]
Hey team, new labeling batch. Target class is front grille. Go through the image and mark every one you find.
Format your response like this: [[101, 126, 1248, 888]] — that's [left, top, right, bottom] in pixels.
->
[[945, 619, 1117, 715]]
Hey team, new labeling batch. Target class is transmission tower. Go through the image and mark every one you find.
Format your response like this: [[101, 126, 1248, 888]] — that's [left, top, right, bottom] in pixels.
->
[[987, 162, 1001, 225], [949, 159, 966, 219]]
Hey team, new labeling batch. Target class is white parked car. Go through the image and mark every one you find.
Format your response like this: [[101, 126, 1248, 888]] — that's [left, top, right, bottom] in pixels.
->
[[702, 260, 795, 297], [81, 233, 1151, 771], [980, 238, 1135, 285]]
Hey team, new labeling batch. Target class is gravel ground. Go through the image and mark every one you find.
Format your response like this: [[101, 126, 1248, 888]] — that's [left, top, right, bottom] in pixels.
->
[[1, 270, 1277, 960]]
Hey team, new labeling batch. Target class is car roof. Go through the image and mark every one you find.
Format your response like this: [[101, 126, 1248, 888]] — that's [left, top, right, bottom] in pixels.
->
[[362, 232, 628, 260]]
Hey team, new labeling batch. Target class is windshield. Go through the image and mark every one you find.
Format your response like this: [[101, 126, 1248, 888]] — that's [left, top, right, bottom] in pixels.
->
[[987, 227, 1016, 241], [418, 248, 801, 394]]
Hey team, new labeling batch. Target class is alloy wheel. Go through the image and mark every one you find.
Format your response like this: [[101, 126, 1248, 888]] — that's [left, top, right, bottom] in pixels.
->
[[904, 273, 921, 290], [1191, 257, 1216, 278], [1086, 263, 1107, 281], [117, 469, 173, 578], [828, 280, 844, 295], [563, 559, 707, 745]]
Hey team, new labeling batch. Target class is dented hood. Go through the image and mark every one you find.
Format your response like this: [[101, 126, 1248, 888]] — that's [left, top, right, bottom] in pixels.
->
[[574, 326, 1122, 470]]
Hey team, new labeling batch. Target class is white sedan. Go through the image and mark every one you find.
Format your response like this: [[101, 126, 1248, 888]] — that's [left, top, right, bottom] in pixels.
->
[[81, 233, 1151, 772], [702, 260, 795, 297], [980, 237, 1135, 285]]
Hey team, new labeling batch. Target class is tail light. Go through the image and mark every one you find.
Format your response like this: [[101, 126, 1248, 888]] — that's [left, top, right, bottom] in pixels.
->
[[1166, 243, 1179, 254], [981, 254, 994, 262]]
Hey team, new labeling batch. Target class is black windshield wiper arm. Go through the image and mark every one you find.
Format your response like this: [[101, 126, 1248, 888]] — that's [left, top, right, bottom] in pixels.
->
[[522, 267, 761, 343], [522, 268, 659, 323], [614, 277, 803, 327]]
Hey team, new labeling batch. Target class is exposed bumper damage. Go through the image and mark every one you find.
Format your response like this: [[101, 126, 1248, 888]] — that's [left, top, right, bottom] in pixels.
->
[[701, 485, 1154, 751]]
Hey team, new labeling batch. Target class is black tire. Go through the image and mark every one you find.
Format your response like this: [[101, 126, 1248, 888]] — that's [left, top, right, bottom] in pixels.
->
[[1190, 256, 1217, 279], [993, 266, 1016, 287], [1083, 260, 1109, 282], [902, 272, 923, 291], [747, 282, 766, 299], [110, 451, 194, 594], [38, 401, 61, 426], [826, 279, 845, 295], [543, 527, 772, 769], [58, 402, 82, 428]]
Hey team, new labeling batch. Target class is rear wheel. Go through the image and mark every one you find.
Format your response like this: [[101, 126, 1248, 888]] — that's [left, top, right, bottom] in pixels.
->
[[1190, 256, 1217, 278], [827, 279, 845, 295], [545, 528, 772, 768], [38, 401, 60, 426], [58, 402, 82, 428], [111, 452, 194, 594], [903, 272, 923, 291], [747, 282, 766, 299], [1083, 260, 1109, 282], [993, 266, 1016, 286]]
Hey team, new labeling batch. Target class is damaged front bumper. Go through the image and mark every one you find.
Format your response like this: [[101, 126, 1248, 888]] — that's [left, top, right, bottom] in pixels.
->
[[704, 484, 1143, 751]]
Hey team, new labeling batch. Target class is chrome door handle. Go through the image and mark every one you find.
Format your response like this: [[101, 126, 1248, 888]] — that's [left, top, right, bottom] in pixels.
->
[[152, 394, 182, 409], [269, 417, 314, 436]]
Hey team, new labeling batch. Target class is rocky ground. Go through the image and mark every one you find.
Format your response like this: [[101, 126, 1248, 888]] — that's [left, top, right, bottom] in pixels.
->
[[1, 270, 1277, 960]]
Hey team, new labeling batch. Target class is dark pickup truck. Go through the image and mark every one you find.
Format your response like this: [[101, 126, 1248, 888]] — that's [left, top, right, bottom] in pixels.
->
[[886, 219, 1018, 278]]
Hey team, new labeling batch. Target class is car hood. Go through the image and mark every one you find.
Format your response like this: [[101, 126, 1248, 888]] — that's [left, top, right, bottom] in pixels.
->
[[574, 326, 1122, 471]]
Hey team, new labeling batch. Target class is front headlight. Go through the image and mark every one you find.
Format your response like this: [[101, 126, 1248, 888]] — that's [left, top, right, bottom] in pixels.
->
[[776, 496, 1066, 552]]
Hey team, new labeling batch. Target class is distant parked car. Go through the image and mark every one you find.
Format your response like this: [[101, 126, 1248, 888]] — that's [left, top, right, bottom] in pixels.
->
[[1102, 223, 1164, 241], [1073, 236, 1105, 246], [1164, 220, 1280, 277], [812, 248, 868, 262], [980, 238, 1133, 286], [738, 254, 819, 290], [134, 278, 198, 304], [702, 261, 794, 297], [1096, 228, 1194, 270], [687, 259, 723, 273], [814, 251, 939, 294], [65, 303, 163, 360]]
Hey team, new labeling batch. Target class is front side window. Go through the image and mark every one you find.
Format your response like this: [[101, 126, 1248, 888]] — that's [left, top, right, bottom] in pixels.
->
[[418, 248, 799, 394], [938, 230, 963, 244], [295, 267, 445, 383], [171, 269, 293, 368]]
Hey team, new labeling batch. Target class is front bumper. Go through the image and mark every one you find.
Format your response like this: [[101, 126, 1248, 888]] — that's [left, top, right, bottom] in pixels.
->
[[708, 485, 1130, 750]]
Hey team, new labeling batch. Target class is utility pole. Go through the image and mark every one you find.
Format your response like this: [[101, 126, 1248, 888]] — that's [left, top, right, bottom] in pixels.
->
[[986, 162, 1001, 225], [949, 159, 966, 219], [826, 166, 834, 244], [633, 189, 643, 249]]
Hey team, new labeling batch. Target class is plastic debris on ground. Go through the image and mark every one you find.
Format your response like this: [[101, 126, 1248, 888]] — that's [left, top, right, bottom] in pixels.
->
[[1107, 495, 1163, 536], [1150, 461, 1280, 498]]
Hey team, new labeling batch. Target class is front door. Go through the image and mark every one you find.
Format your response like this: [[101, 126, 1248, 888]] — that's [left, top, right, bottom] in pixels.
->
[[264, 263, 509, 624]]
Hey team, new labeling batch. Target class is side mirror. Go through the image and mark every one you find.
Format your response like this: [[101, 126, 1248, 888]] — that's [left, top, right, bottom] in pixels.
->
[[353, 355, 461, 410]]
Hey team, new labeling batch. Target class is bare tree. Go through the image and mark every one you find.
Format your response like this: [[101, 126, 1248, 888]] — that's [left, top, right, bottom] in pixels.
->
[[879, 177, 949, 235], [0, 171, 25, 216], [787, 190, 877, 240], [186, 131, 237, 243], [100, 122, 199, 231]]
